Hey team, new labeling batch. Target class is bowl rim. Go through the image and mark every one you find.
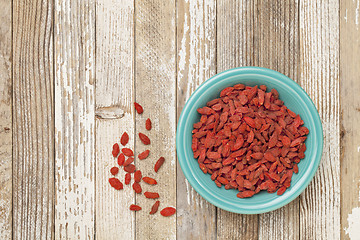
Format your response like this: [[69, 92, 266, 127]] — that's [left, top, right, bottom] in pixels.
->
[[176, 66, 323, 214]]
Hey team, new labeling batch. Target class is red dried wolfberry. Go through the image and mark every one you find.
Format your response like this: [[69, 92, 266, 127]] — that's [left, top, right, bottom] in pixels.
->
[[134, 102, 143, 114], [122, 148, 134, 157], [149, 201, 160, 214], [110, 167, 119, 175], [124, 164, 136, 173], [120, 132, 129, 146], [109, 178, 123, 190], [144, 191, 159, 199], [139, 133, 151, 145], [146, 118, 152, 130], [160, 207, 176, 217], [125, 173, 131, 185], [138, 150, 150, 160], [112, 143, 120, 157], [123, 157, 134, 167], [133, 182, 142, 193], [142, 177, 157, 185], [154, 157, 165, 173], [117, 153, 125, 166], [130, 204, 142, 211], [134, 170, 142, 183]]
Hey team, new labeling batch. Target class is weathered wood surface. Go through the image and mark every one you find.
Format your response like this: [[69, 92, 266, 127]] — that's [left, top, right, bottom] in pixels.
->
[[135, 1, 177, 239], [176, 0, 217, 239], [0, 0, 354, 239], [95, 0, 135, 239], [299, 0, 340, 239], [0, 0, 12, 238], [54, 0, 96, 239], [12, 0, 54, 239], [340, 0, 360, 239]]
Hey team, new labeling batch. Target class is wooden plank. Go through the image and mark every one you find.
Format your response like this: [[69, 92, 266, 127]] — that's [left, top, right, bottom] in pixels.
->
[[176, 0, 217, 239], [340, 0, 360, 239], [299, 0, 340, 239], [134, 0, 176, 239], [95, 0, 135, 239], [216, 1, 258, 239], [0, 0, 12, 238], [12, 0, 54, 239], [256, 1, 300, 240], [54, 0, 96, 238]]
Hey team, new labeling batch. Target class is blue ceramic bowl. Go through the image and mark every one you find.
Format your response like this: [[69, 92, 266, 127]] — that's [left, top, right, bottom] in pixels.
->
[[176, 67, 323, 214]]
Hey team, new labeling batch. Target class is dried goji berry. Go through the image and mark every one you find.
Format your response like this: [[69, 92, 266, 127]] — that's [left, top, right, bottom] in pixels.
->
[[142, 177, 157, 185], [130, 204, 142, 211], [146, 118, 152, 130], [149, 201, 160, 214], [144, 191, 160, 199], [109, 178, 123, 190], [124, 164, 136, 173], [122, 148, 134, 157], [125, 173, 131, 185], [133, 182, 142, 193], [154, 157, 165, 173], [138, 150, 150, 160], [120, 132, 129, 146], [112, 143, 120, 157], [134, 102, 143, 114], [123, 157, 134, 167], [139, 133, 151, 145], [160, 207, 176, 217], [110, 167, 119, 175], [134, 170, 142, 183], [117, 153, 125, 166]]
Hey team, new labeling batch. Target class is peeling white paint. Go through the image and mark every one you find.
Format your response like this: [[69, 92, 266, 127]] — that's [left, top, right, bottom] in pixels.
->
[[345, 208, 360, 239], [345, 9, 348, 22]]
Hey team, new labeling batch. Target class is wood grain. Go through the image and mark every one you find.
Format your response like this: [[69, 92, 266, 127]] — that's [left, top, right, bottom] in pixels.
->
[[256, 1, 300, 239], [54, 0, 96, 238], [340, 0, 360, 239], [95, 0, 135, 239], [216, 1, 258, 239], [12, 0, 54, 239], [176, 0, 217, 239], [135, 0, 177, 239], [0, 0, 12, 238], [299, 0, 340, 239]]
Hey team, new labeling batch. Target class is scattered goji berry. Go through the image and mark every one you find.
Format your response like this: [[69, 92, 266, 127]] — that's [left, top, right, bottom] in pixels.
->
[[138, 150, 150, 160], [120, 132, 129, 146], [134, 170, 142, 183], [123, 157, 134, 167], [160, 207, 176, 217], [124, 164, 136, 173], [134, 102, 143, 114], [125, 173, 131, 185], [142, 177, 157, 185], [122, 148, 134, 157], [149, 201, 160, 214], [154, 157, 165, 173], [146, 118, 152, 130], [110, 167, 119, 175], [117, 153, 125, 166], [139, 133, 151, 145], [144, 191, 159, 199], [133, 182, 142, 194], [130, 204, 142, 211], [112, 143, 120, 157], [109, 178, 123, 190]]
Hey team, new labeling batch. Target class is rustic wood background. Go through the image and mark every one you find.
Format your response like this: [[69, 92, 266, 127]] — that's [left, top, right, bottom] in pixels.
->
[[0, 0, 359, 239]]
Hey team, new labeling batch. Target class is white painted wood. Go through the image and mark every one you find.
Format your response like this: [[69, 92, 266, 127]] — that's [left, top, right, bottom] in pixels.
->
[[95, 0, 135, 239], [135, 0, 177, 239], [54, 0, 96, 238], [0, 0, 12, 238], [340, 0, 360, 239], [299, 0, 340, 239], [12, 0, 54, 239], [176, 0, 217, 239]]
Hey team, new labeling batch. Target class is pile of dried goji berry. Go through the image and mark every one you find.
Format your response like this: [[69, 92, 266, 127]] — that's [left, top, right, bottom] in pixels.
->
[[108, 102, 176, 217], [192, 84, 309, 198]]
